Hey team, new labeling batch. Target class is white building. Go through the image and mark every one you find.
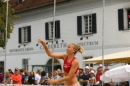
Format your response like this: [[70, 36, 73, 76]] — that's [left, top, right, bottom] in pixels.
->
[[0, 0, 130, 72]]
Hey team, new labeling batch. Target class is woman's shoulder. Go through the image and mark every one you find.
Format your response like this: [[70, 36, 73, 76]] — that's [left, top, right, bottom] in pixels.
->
[[72, 58, 79, 65], [63, 54, 68, 60]]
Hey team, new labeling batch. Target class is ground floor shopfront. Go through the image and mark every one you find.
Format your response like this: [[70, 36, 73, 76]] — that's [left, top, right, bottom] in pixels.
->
[[0, 46, 129, 72]]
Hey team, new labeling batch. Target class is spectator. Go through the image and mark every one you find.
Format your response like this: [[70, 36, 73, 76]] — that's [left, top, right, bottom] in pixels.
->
[[20, 69, 26, 84], [35, 69, 42, 85], [77, 67, 84, 85], [96, 64, 103, 82], [28, 71, 35, 85], [24, 70, 29, 84], [48, 72, 53, 80], [80, 66, 90, 86], [39, 71, 48, 85], [57, 69, 62, 76], [8, 69, 14, 75], [5, 71, 11, 84], [88, 70, 96, 86], [53, 70, 61, 80], [0, 70, 4, 83], [6, 68, 22, 85]]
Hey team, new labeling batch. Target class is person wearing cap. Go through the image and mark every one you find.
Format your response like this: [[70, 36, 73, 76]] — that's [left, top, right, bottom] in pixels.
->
[[88, 70, 96, 86], [80, 66, 90, 86], [96, 64, 103, 83], [5, 68, 22, 85]]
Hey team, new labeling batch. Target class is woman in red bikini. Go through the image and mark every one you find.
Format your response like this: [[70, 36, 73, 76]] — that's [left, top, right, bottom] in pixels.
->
[[38, 39, 84, 86]]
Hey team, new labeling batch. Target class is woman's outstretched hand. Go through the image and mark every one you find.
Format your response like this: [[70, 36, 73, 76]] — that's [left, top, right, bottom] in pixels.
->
[[38, 39, 45, 44]]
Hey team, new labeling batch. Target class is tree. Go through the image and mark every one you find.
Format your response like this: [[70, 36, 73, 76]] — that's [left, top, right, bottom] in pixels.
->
[[0, 0, 18, 49]]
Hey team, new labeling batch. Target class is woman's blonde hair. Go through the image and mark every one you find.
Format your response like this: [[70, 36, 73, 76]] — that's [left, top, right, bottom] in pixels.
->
[[70, 43, 84, 54]]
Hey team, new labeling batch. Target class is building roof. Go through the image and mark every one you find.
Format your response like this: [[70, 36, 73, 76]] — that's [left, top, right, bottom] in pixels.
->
[[9, 0, 69, 13]]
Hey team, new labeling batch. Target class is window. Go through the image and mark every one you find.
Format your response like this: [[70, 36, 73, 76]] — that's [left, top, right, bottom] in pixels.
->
[[118, 8, 130, 30], [0, 61, 4, 72], [18, 26, 31, 44], [49, 22, 54, 39], [77, 13, 97, 35], [0, 31, 5, 47], [128, 9, 130, 28], [84, 57, 93, 67], [83, 15, 92, 34], [45, 20, 60, 40], [18, 0, 24, 4], [22, 59, 28, 70]]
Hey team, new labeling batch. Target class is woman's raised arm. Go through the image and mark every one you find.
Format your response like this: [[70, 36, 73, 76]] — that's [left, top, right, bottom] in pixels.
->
[[38, 39, 66, 59]]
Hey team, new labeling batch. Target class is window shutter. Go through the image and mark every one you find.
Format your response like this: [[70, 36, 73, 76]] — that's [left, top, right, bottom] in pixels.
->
[[55, 20, 60, 39], [22, 59, 25, 65], [118, 9, 124, 30], [77, 16, 82, 35], [92, 13, 97, 33], [45, 22, 49, 40], [28, 26, 31, 42], [18, 28, 22, 43]]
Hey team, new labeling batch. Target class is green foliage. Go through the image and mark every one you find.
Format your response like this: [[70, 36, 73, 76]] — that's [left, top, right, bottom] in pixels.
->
[[0, 0, 19, 49]]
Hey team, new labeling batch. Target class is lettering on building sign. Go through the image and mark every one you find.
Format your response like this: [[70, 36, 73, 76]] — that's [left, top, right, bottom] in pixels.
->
[[40, 43, 67, 50], [40, 41, 98, 50], [77, 41, 98, 46], [10, 47, 33, 52]]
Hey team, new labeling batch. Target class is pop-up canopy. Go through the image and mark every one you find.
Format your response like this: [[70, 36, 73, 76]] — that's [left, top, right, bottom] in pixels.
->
[[83, 50, 130, 64]]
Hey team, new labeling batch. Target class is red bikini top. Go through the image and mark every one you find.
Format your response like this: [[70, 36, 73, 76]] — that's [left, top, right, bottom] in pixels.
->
[[63, 56, 78, 74]]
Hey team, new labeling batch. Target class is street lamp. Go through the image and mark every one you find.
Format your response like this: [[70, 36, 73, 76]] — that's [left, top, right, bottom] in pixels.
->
[[4, 0, 9, 83], [52, 0, 56, 76], [102, 0, 105, 86]]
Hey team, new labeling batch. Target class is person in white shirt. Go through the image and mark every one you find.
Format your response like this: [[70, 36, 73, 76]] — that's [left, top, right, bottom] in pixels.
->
[[88, 70, 96, 86], [35, 69, 42, 85]]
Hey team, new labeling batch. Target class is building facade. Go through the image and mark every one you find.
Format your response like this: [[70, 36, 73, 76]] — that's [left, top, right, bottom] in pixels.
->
[[0, 0, 130, 72]]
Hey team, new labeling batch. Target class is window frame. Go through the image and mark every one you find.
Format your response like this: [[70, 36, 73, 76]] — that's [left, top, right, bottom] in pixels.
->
[[84, 56, 93, 67], [118, 8, 130, 31], [18, 26, 31, 44], [82, 14, 92, 35], [77, 13, 97, 36], [21, 27, 28, 43], [45, 20, 60, 40], [22, 59, 28, 71], [124, 8, 130, 30]]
